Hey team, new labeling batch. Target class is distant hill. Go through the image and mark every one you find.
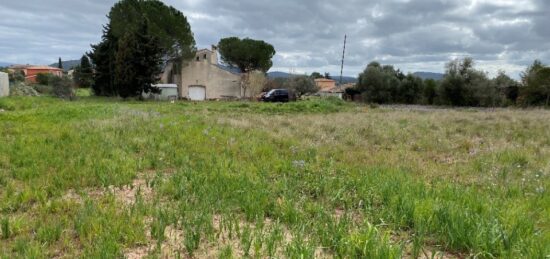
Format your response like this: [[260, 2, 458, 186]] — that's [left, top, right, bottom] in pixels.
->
[[49, 60, 80, 72], [267, 71, 358, 84], [413, 72, 445, 81], [0, 62, 12, 67]]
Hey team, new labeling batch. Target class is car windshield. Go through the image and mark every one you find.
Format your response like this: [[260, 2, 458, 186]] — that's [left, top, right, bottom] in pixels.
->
[[266, 89, 277, 96]]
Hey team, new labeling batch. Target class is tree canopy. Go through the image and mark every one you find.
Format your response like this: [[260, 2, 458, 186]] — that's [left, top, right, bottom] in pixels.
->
[[439, 58, 504, 107], [310, 72, 323, 79], [519, 60, 550, 106], [109, 0, 196, 61], [218, 37, 275, 73], [356, 62, 405, 103], [89, 0, 195, 97], [284, 76, 319, 97]]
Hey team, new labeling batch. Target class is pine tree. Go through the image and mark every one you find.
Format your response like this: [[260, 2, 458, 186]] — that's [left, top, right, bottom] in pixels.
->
[[114, 19, 163, 98]]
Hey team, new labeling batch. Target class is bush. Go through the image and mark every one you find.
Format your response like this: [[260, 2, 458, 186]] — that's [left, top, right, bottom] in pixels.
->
[[8, 70, 25, 83], [32, 84, 54, 95], [49, 76, 75, 100], [35, 73, 54, 85], [283, 76, 319, 97]]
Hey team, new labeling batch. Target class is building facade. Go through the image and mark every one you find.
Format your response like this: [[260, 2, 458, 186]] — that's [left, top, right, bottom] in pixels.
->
[[314, 78, 336, 92], [9, 65, 63, 84], [161, 46, 243, 101]]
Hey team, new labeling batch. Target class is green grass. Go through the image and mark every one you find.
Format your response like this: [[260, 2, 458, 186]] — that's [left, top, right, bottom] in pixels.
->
[[0, 96, 548, 258]]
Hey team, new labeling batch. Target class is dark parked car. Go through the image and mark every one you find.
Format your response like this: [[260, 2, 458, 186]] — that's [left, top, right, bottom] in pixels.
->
[[261, 89, 296, 102]]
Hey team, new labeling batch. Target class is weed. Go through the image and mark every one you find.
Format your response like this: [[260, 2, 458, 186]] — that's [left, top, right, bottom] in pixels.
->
[[1, 218, 10, 239]]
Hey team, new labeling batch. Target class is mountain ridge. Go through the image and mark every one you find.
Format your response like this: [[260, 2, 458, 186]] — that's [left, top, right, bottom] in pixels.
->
[[49, 60, 80, 71]]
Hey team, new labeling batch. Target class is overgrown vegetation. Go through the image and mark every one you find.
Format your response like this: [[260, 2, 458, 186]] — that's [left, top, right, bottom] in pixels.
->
[[0, 97, 548, 258], [350, 58, 550, 107]]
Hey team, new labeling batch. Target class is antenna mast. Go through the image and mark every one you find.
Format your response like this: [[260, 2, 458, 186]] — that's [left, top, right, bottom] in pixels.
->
[[339, 34, 347, 85]]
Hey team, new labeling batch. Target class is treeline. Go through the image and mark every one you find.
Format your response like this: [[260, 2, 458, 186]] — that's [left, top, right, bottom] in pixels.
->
[[349, 58, 550, 107]]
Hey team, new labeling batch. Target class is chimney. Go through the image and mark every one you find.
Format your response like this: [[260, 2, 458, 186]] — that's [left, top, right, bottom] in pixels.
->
[[211, 45, 218, 65]]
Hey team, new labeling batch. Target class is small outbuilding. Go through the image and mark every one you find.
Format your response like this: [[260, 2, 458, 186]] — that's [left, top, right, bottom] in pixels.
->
[[142, 84, 178, 101]]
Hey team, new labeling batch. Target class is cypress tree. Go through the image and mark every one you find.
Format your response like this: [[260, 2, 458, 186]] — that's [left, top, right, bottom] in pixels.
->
[[89, 23, 118, 96], [58, 57, 63, 69], [114, 19, 163, 98]]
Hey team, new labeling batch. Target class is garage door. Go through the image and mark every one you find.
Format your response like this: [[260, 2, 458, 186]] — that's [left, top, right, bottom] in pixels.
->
[[189, 85, 206, 101]]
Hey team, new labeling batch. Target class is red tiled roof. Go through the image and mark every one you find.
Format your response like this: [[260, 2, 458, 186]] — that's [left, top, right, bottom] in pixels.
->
[[314, 78, 336, 82], [9, 65, 62, 71], [26, 66, 63, 71]]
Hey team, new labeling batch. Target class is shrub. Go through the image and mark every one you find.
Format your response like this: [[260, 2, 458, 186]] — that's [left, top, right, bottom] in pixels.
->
[[35, 73, 54, 85], [49, 76, 75, 100], [8, 70, 25, 83], [32, 84, 54, 95], [283, 76, 319, 97]]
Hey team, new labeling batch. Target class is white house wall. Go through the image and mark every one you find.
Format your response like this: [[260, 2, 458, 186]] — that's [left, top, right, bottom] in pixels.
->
[[0, 72, 9, 97]]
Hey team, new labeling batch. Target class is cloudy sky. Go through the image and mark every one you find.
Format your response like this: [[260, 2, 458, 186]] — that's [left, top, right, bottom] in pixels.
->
[[1, 0, 549, 78]]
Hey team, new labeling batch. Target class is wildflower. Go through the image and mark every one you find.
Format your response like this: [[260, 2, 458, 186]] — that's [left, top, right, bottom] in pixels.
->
[[536, 186, 545, 194], [292, 160, 305, 168]]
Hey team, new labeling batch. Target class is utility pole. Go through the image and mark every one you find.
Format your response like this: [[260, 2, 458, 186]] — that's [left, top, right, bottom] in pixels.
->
[[339, 34, 347, 86]]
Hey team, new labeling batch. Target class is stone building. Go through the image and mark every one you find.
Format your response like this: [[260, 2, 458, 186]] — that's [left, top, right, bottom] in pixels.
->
[[161, 46, 243, 101]]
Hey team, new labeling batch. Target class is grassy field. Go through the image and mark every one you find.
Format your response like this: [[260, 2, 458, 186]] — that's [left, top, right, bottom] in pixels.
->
[[0, 96, 548, 258]]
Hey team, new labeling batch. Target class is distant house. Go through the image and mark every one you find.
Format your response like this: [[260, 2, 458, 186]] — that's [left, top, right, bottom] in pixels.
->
[[318, 83, 355, 99], [314, 78, 336, 92], [160, 45, 243, 101], [9, 65, 63, 83]]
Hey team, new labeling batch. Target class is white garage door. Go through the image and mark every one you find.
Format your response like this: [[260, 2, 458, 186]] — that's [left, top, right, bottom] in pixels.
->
[[189, 86, 206, 101]]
